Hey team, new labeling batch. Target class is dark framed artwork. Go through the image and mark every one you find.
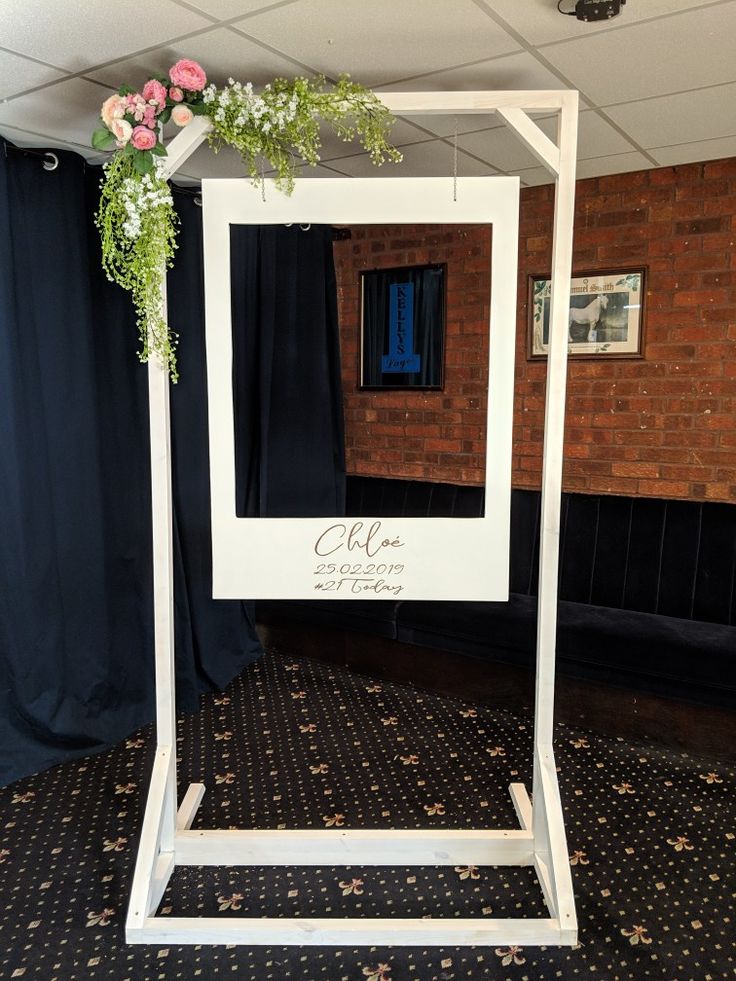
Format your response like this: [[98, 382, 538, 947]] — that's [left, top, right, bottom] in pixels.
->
[[527, 267, 646, 360], [360, 263, 446, 389]]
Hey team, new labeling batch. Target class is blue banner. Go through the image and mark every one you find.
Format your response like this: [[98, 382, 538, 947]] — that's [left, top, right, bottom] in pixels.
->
[[382, 282, 421, 373]]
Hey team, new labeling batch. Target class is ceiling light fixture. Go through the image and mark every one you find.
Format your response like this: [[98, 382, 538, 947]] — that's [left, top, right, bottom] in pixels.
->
[[557, 0, 626, 21]]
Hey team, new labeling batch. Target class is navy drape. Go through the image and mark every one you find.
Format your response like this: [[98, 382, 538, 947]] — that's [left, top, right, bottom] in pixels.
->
[[0, 143, 263, 785], [230, 225, 346, 518]]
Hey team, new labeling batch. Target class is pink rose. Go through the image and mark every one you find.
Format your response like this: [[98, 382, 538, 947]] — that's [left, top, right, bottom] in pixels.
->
[[126, 93, 148, 121], [131, 125, 157, 151], [168, 86, 184, 103], [169, 59, 207, 92], [171, 104, 194, 127], [111, 118, 132, 145], [142, 78, 167, 111], [101, 94, 127, 129]]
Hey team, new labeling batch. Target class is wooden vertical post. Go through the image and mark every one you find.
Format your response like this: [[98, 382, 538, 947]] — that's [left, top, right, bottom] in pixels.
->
[[146, 312, 178, 852], [533, 93, 579, 758]]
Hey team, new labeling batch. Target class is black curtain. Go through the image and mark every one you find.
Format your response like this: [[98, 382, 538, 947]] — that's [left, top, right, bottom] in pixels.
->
[[0, 142, 263, 786], [230, 225, 346, 518]]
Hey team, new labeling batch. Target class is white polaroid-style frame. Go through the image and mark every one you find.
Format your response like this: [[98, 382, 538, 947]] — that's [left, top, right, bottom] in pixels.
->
[[202, 177, 518, 601], [127, 89, 580, 949]]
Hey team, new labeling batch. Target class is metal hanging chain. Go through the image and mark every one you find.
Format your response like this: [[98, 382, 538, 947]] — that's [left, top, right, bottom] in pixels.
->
[[453, 117, 458, 202]]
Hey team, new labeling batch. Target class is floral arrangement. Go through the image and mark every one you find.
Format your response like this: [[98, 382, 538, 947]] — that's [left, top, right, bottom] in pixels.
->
[[92, 60, 209, 175], [93, 59, 401, 381]]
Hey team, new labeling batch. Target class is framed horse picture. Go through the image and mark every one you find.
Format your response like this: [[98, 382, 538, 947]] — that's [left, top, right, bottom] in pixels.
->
[[527, 267, 646, 360]]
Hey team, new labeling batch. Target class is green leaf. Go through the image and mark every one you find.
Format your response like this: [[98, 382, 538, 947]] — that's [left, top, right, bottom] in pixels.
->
[[118, 84, 135, 96], [159, 107, 172, 125], [150, 142, 168, 157], [122, 142, 135, 157], [133, 150, 154, 175], [189, 102, 209, 116], [92, 126, 116, 150]]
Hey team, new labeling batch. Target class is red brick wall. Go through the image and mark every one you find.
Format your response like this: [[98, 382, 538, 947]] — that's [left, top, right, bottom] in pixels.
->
[[333, 157, 736, 502], [334, 224, 492, 485]]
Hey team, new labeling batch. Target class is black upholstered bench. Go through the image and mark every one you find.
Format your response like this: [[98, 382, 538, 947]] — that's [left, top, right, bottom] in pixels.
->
[[257, 476, 736, 709]]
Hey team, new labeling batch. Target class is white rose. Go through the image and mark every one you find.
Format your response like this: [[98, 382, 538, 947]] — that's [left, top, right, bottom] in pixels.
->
[[111, 118, 132, 145], [101, 94, 127, 129], [171, 105, 194, 127]]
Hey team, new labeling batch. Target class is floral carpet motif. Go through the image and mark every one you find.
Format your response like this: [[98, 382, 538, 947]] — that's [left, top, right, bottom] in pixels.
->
[[0, 651, 733, 979]]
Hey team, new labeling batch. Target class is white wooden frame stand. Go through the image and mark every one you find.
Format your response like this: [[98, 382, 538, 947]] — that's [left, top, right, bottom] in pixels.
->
[[126, 89, 579, 947]]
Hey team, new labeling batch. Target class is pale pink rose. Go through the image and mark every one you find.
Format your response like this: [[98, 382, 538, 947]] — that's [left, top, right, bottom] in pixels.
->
[[131, 125, 157, 150], [111, 118, 132, 145], [169, 59, 207, 92], [171, 104, 194, 127], [101, 94, 127, 129], [168, 86, 184, 103], [142, 78, 167, 111], [126, 93, 148, 122]]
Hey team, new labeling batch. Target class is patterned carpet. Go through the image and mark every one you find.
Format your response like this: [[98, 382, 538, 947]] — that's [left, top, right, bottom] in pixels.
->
[[0, 651, 733, 980]]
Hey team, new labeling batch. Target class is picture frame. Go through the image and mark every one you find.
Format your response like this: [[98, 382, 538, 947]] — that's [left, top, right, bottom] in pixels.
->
[[527, 266, 646, 360], [203, 175, 520, 601], [360, 262, 446, 389]]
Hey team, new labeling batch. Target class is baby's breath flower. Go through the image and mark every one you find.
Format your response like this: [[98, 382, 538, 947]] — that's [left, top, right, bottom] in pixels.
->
[[206, 72, 401, 195]]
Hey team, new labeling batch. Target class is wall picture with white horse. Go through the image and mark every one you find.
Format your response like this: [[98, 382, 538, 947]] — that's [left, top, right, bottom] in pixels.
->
[[528, 268, 645, 359]]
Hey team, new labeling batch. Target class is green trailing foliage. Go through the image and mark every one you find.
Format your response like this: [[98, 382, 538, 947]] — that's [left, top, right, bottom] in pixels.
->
[[96, 154, 180, 380]]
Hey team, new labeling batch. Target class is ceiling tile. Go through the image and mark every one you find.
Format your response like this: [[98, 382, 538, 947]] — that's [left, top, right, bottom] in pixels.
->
[[542, 4, 736, 106], [605, 83, 736, 149], [175, 140, 246, 180], [517, 165, 554, 187], [538, 110, 636, 159], [576, 151, 653, 180], [0, 77, 107, 148], [0, 49, 65, 101], [1, 0, 733, 189], [329, 139, 497, 179], [479, 0, 723, 47], [458, 127, 539, 172], [650, 134, 736, 167], [393, 113, 505, 140], [376, 49, 583, 97], [175, 140, 345, 180], [87, 25, 309, 92], [375, 51, 589, 138], [235, 0, 521, 87], [459, 109, 637, 174], [0, 0, 211, 73], [177, 0, 299, 19], [291, 162, 353, 178], [319, 118, 430, 161]]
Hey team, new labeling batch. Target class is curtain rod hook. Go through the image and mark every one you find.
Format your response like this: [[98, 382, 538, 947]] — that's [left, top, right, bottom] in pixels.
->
[[43, 152, 58, 172]]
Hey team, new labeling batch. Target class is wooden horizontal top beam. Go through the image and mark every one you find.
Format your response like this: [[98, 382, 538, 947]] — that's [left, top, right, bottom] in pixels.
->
[[380, 90, 577, 114]]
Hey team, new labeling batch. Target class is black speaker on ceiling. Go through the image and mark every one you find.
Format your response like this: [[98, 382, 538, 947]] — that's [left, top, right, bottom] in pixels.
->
[[574, 0, 626, 21]]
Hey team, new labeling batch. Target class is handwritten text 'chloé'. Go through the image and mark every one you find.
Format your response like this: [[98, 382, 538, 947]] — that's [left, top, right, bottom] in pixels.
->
[[314, 521, 405, 558]]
